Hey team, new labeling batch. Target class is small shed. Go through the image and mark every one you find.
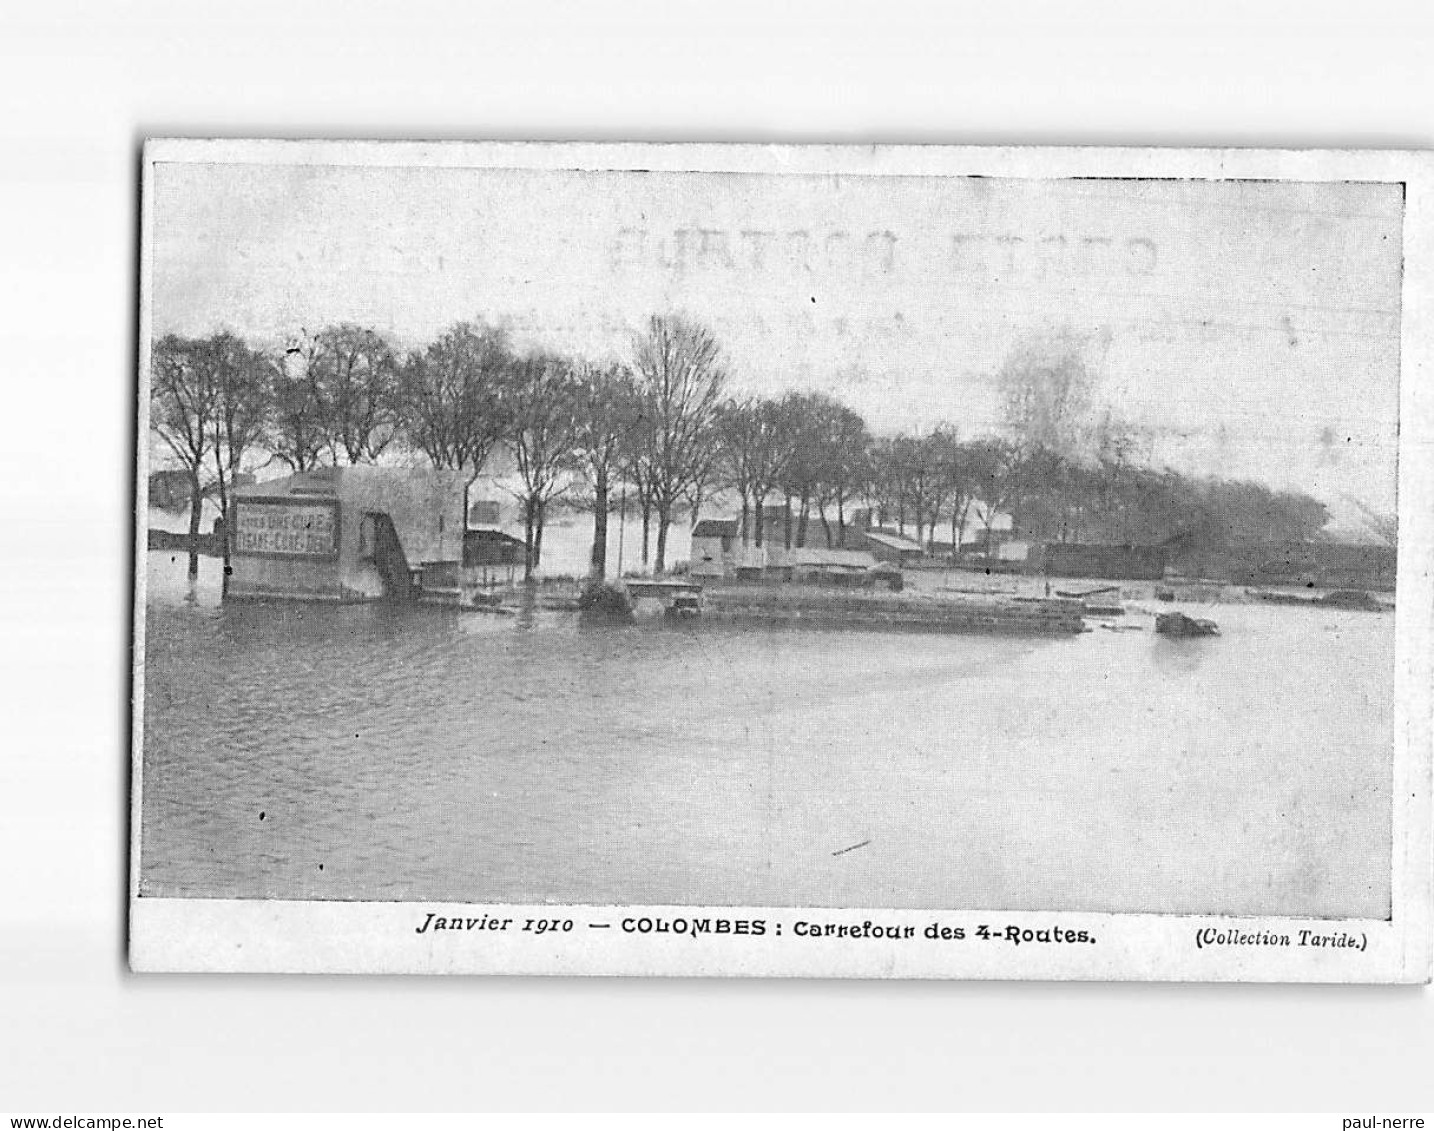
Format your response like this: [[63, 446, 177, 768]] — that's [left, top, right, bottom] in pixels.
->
[[691, 518, 741, 578], [463, 528, 525, 586]]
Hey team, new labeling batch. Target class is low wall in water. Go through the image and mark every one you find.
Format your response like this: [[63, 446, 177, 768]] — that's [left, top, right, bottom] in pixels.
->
[[702, 585, 1085, 636]]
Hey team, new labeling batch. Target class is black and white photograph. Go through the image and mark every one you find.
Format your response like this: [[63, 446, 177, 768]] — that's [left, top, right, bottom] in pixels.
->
[[8, 3, 1434, 1117], [128, 141, 1432, 980]]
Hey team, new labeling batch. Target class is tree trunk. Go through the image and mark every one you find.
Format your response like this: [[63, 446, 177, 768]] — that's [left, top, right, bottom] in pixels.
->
[[837, 493, 846, 548], [783, 495, 793, 551], [640, 500, 652, 568], [818, 502, 832, 548], [186, 475, 203, 580], [654, 507, 671, 574], [754, 494, 765, 547], [590, 474, 609, 579], [533, 500, 546, 572], [213, 456, 231, 598], [523, 502, 536, 582], [739, 492, 750, 546], [219, 502, 231, 596], [797, 494, 810, 548]]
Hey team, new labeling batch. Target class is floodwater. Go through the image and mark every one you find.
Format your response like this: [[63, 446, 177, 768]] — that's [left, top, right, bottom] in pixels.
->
[[138, 552, 1395, 918]]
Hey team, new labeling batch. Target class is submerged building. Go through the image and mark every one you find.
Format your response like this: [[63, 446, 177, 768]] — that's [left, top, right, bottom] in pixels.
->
[[228, 466, 468, 601]]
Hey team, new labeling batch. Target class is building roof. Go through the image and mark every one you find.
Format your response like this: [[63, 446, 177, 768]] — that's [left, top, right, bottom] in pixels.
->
[[236, 467, 340, 498], [692, 519, 740, 538], [779, 548, 880, 570], [464, 528, 526, 547], [862, 530, 926, 553]]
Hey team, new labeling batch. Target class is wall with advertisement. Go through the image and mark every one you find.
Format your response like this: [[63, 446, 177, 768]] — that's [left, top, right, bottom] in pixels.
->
[[233, 500, 341, 559]]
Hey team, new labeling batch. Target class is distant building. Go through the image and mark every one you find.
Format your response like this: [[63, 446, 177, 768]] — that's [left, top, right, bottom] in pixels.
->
[[461, 528, 525, 586], [1044, 542, 1169, 581], [463, 528, 525, 567], [147, 470, 256, 513], [468, 498, 502, 527], [228, 466, 467, 601], [148, 469, 193, 513], [691, 518, 741, 578], [851, 529, 926, 566]]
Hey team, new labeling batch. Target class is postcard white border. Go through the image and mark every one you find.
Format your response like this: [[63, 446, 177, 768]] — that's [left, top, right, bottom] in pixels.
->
[[130, 140, 1433, 981]]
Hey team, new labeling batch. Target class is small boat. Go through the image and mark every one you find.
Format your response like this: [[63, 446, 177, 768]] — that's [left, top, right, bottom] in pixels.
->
[[1155, 611, 1219, 637]]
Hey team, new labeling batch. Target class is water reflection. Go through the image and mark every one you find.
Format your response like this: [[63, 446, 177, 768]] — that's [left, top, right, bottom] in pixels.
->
[[1148, 634, 1215, 674]]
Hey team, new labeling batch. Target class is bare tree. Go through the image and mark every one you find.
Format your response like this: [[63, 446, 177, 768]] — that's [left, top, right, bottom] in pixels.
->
[[508, 352, 582, 581], [572, 362, 641, 580], [625, 454, 656, 571], [745, 397, 798, 549], [968, 437, 1024, 557], [630, 314, 728, 573], [937, 434, 984, 556], [995, 333, 1116, 545], [716, 399, 758, 544], [151, 334, 219, 580], [311, 324, 401, 464], [865, 435, 907, 533], [398, 321, 515, 512], [150, 332, 270, 586], [889, 429, 951, 548], [810, 401, 869, 548], [270, 331, 328, 472], [998, 331, 1100, 461], [776, 392, 846, 549], [204, 333, 272, 593]]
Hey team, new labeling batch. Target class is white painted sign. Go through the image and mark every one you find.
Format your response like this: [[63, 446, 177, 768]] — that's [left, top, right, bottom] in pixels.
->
[[234, 501, 338, 557]]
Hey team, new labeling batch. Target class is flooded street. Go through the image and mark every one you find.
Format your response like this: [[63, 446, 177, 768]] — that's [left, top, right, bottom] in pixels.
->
[[138, 553, 1394, 918]]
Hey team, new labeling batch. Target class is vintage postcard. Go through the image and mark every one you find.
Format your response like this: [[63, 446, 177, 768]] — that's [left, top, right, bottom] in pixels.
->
[[130, 140, 1432, 980]]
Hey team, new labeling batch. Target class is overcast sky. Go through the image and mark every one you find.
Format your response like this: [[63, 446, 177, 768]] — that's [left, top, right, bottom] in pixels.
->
[[151, 162, 1404, 523]]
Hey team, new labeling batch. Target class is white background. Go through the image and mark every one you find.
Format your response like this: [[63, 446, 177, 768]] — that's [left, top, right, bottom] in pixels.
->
[[1, 0, 1431, 1113]]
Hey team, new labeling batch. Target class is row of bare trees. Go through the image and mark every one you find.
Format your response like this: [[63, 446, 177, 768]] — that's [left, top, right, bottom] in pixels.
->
[[152, 315, 1335, 590], [150, 315, 732, 583]]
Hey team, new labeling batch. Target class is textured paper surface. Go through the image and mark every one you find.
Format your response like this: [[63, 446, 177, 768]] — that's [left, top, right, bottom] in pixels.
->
[[131, 141, 1432, 980]]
